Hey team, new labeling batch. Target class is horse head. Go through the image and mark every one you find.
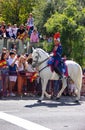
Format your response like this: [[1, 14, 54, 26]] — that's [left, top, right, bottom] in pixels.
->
[[32, 48, 49, 68]]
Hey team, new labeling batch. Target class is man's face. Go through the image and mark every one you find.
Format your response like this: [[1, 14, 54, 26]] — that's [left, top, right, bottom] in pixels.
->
[[54, 38, 59, 45]]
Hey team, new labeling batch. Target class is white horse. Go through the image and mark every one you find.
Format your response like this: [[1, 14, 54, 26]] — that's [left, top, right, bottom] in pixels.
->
[[32, 48, 82, 102]]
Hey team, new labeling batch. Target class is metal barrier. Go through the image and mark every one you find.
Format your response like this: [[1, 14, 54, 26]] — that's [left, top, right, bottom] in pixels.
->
[[0, 70, 42, 97], [0, 69, 85, 98]]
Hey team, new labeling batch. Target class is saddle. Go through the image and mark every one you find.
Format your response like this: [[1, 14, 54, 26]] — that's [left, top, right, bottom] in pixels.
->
[[53, 60, 68, 77]]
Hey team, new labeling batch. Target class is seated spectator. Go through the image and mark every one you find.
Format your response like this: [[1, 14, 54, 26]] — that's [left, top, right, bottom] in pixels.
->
[[17, 24, 26, 41], [7, 51, 18, 96], [6, 23, 13, 39], [12, 24, 18, 39], [16, 24, 27, 54]]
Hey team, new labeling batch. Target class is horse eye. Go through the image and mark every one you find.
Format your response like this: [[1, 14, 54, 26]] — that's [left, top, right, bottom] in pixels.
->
[[35, 56, 38, 58]]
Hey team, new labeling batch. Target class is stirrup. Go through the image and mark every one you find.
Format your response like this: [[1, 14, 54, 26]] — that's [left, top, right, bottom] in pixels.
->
[[59, 75, 66, 80], [63, 75, 67, 79], [59, 76, 63, 80]]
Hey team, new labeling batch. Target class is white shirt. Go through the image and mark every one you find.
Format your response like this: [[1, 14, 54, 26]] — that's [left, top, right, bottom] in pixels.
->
[[7, 57, 16, 66], [6, 27, 13, 37], [27, 64, 35, 72]]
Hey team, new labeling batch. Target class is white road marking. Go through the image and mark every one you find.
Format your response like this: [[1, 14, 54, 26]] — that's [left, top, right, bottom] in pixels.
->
[[0, 112, 51, 130]]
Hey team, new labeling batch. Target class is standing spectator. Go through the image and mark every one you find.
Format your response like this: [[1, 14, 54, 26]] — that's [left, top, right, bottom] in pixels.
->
[[2, 47, 7, 53], [0, 70, 2, 98], [25, 57, 38, 95], [17, 24, 26, 41], [0, 52, 9, 97], [7, 51, 18, 96], [30, 29, 39, 43], [0, 25, 2, 38], [16, 55, 28, 96], [26, 13, 34, 36], [28, 29, 39, 54]]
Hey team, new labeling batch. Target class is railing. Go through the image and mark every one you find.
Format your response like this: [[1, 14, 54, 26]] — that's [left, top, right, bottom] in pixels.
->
[[0, 69, 85, 98], [0, 70, 42, 98]]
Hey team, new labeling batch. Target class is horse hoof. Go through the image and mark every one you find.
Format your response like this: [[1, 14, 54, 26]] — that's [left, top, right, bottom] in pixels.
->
[[56, 97, 60, 100], [51, 95, 54, 100], [37, 100, 42, 103], [74, 100, 79, 103]]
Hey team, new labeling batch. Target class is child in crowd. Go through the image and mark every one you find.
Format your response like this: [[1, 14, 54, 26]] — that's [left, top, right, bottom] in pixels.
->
[[7, 51, 18, 96], [68, 79, 76, 96]]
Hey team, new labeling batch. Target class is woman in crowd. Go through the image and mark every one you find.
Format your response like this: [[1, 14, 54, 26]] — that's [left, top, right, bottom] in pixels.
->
[[16, 54, 32, 96], [0, 52, 9, 96], [16, 55, 28, 96], [28, 28, 39, 54]]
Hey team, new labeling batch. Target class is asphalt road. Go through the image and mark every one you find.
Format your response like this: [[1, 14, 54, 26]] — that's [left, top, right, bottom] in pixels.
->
[[0, 96, 85, 130]]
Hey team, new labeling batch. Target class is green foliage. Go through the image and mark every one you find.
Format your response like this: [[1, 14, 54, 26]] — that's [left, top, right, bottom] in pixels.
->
[[42, 40, 54, 53], [44, 0, 85, 66], [0, 0, 85, 66], [0, 0, 35, 25]]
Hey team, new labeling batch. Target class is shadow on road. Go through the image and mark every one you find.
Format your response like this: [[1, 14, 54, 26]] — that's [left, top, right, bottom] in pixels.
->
[[24, 97, 81, 108]]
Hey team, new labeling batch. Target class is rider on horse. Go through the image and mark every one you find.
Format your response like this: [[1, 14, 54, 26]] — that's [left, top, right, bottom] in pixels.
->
[[48, 32, 65, 79]]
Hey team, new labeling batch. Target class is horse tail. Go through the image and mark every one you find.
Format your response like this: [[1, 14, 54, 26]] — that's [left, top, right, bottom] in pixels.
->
[[76, 64, 82, 90], [66, 60, 82, 91]]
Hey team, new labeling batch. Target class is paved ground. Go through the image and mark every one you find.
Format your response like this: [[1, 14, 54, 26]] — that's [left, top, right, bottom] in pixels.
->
[[0, 95, 85, 130]]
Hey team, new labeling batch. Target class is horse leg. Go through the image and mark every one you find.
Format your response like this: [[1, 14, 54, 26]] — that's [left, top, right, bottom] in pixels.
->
[[56, 78, 67, 99], [74, 80, 81, 102], [44, 91, 52, 99], [75, 88, 81, 102], [38, 79, 48, 102]]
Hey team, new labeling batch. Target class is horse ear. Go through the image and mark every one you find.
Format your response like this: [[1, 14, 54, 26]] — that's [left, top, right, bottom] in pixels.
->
[[32, 47, 35, 51]]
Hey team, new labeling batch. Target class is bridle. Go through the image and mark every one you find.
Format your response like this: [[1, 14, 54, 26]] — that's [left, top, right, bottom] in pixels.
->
[[32, 51, 49, 72]]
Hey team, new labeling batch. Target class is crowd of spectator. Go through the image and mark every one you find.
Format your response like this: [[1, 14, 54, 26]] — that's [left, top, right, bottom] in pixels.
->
[[0, 46, 40, 98], [0, 13, 40, 55]]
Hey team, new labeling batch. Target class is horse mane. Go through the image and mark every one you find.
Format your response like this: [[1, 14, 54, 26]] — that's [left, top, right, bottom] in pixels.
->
[[35, 48, 49, 57]]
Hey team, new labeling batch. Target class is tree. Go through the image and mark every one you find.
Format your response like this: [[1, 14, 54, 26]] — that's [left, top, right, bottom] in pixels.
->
[[44, 0, 85, 66], [33, 0, 55, 35], [0, 0, 35, 25]]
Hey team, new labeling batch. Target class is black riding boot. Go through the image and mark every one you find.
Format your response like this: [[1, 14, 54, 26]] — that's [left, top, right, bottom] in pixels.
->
[[54, 66, 63, 79]]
